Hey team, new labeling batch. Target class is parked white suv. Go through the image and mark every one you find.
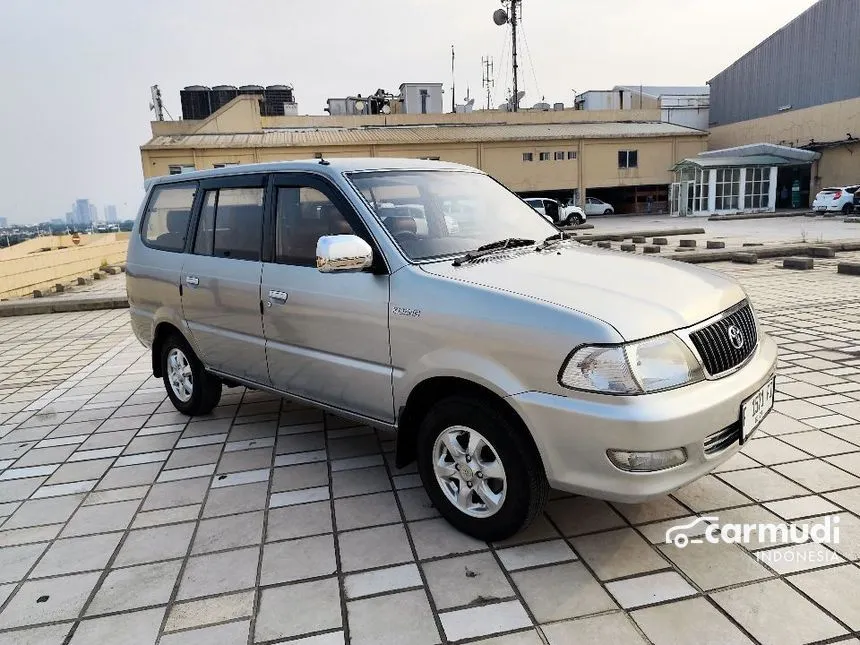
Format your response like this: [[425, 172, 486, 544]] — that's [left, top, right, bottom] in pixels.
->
[[523, 198, 586, 225], [813, 185, 859, 215], [585, 197, 615, 216]]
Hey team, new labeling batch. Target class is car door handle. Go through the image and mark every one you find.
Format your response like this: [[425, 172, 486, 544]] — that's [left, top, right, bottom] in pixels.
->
[[268, 290, 288, 303], [185, 276, 199, 287]]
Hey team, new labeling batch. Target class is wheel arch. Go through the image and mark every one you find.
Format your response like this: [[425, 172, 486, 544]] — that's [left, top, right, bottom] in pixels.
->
[[151, 321, 186, 377], [394, 376, 542, 472]]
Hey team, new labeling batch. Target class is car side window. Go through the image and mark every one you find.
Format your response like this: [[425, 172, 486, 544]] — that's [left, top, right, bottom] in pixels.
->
[[192, 187, 264, 261], [141, 183, 196, 252], [275, 186, 356, 267]]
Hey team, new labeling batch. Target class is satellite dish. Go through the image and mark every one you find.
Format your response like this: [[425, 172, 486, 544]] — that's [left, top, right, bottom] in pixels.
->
[[354, 100, 366, 112], [516, 90, 526, 101], [493, 8, 509, 25], [381, 104, 391, 115]]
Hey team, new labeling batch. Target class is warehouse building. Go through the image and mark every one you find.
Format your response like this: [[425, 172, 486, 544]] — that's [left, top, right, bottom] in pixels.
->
[[140, 94, 707, 214], [708, 0, 860, 202]]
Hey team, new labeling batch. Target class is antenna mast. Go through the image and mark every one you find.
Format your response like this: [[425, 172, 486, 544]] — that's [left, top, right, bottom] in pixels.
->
[[451, 45, 456, 113], [150, 85, 165, 121], [510, 0, 520, 112], [481, 56, 494, 110]]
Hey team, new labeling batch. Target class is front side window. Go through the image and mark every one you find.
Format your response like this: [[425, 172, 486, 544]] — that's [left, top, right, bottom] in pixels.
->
[[275, 187, 356, 267], [348, 170, 555, 262], [192, 187, 263, 261], [141, 183, 196, 252]]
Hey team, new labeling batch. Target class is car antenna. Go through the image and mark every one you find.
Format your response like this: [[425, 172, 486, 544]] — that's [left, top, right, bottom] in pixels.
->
[[317, 154, 330, 166]]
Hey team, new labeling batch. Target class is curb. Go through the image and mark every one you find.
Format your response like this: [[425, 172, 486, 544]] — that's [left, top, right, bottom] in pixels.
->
[[0, 296, 129, 318], [673, 240, 860, 264], [708, 211, 815, 221], [575, 227, 706, 242]]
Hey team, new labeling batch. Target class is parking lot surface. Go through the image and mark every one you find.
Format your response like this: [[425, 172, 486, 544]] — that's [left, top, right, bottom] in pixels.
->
[[1, 254, 860, 644]]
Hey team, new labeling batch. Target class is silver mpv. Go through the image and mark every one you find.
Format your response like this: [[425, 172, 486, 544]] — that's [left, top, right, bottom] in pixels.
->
[[127, 159, 777, 540]]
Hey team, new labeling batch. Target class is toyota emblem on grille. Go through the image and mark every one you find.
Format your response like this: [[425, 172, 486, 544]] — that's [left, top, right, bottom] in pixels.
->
[[727, 325, 745, 350]]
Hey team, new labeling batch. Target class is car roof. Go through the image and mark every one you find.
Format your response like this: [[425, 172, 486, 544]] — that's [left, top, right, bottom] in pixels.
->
[[145, 158, 479, 190]]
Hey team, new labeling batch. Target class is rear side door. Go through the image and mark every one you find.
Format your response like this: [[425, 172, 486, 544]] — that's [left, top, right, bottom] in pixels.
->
[[261, 173, 393, 422], [181, 174, 269, 385]]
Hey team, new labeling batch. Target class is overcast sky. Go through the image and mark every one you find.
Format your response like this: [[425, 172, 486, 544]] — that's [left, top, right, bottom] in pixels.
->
[[0, 0, 817, 225]]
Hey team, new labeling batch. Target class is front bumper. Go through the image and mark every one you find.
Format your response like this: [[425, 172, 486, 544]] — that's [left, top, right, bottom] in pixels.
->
[[508, 333, 778, 503]]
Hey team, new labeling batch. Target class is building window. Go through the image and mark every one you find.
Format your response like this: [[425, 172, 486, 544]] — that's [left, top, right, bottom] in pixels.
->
[[567, 151, 578, 160], [522, 153, 533, 162], [554, 151, 565, 161], [213, 162, 240, 169], [618, 150, 638, 169], [744, 167, 771, 209], [168, 164, 196, 175], [419, 89, 429, 114], [715, 168, 741, 210], [539, 152, 551, 161], [419, 156, 441, 161]]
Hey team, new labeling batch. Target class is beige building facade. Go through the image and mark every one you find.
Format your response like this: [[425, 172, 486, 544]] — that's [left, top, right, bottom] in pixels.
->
[[140, 95, 707, 213]]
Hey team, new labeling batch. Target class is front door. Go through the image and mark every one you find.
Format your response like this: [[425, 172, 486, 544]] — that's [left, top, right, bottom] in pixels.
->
[[180, 174, 269, 384], [261, 173, 393, 422]]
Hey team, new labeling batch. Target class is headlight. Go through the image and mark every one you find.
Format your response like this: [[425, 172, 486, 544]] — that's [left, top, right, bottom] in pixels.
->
[[560, 334, 704, 394]]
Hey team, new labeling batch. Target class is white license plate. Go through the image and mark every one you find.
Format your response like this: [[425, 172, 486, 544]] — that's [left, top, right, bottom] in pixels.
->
[[741, 377, 775, 442]]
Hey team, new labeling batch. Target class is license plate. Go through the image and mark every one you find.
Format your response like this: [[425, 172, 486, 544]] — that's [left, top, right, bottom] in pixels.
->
[[741, 377, 775, 442]]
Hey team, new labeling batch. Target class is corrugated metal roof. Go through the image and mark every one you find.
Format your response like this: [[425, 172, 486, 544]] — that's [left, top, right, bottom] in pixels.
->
[[142, 121, 704, 150], [677, 155, 799, 168], [616, 85, 710, 98]]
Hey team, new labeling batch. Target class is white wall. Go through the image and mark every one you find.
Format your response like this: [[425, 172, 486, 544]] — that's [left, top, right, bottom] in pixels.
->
[[662, 107, 710, 131], [401, 84, 443, 114]]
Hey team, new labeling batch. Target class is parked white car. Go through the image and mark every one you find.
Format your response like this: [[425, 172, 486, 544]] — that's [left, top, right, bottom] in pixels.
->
[[523, 198, 586, 225], [812, 185, 859, 215], [585, 197, 615, 216]]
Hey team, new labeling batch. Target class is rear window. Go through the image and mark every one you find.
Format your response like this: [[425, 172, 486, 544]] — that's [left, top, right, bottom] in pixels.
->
[[141, 183, 197, 252]]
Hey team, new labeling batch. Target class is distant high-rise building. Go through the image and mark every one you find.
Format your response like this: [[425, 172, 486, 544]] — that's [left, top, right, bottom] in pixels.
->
[[73, 199, 93, 227], [104, 204, 118, 223], [0, 217, 7, 228], [89, 203, 98, 224], [65, 212, 74, 225]]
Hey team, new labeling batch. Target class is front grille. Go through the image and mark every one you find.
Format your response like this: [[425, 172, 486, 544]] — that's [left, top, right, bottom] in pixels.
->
[[689, 302, 758, 376], [704, 422, 741, 455]]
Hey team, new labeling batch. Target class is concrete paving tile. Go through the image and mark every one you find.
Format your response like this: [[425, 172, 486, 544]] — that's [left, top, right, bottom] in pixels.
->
[[334, 491, 401, 531], [741, 437, 811, 464], [31, 532, 123, 578], [162, 444, 222, 470], [157, 463, 215, 483], [270, 485, 330, 507], [632, 597, 753, 645], [717, 468, 810, 501], [69, 607, 165, 645], [203, 481, 268, 518], [273, 449, 328, 467], [132, 504, 201, 529], [31, 479, 97, 499], [409, 517, 487, 559], [62, 498, 139, 537], [331, 466, 391, 498], [0, 464, 59, 481], [513, 562, 615, 621], [216, 447, 272, 474], [176, 546, 260, 600], [211, 468, 270, 488], [423, 551, 514, 610], [0, 542, 48, 583], [266, 500, 333, 541], [11, 445, 77, 468], [788, 564, 860, 630], [160, 619, 250, 645], [496, 539, 577, 571], [660, 540, 772, 590], [345, 563, 422, 599], [544, 613, 648, 645], [191, 510, 263, 555], [86, 559, 182, 615], [96, 461, 162, 489], [824, 486, 860, 514], [142, 477, 209, 511], [0, 476, 46, 504], [396, 487, 440, 522], [606, 571, 697, 609], [83, 484, 149, 506], [2, 494, 84, 530], [0, 571, 101, 629], [674, 475, 753, 510], [68, 446, 124, 462], [164, 590, 254, 633], [764, 494, 842, 519], [114, 522, 196, 567], [260, 534, 337, 585], [774, 459, 860, 491], [255, 578, 341, 642], [573, 528, 667, 580], [545, 496, 626, 536], [349, 589, 440, 645], [46, 458, 113, 485], [0, 524, 62, 547], [611, 496, 689, 525], [0, 623, 74, 645], [78, 429, 136, 451], [330, 454, 384, 472], [339, 524, 414, 572], [712, 578, 847, 645], [271, 462, 329, 492]]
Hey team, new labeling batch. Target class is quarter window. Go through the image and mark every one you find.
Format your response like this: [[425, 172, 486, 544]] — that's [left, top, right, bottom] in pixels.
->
[[192, 187, 264, 261], [141, 184, 196, 252], [618, 150, 638, 169], [275, 187, 356, 267]]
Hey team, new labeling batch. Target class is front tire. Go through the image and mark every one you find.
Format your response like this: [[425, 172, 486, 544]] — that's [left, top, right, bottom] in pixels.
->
[[843, 203, 852, 215], [161, 334, 222, 416], [416, 396, 548, 541], [565, 214, 583, 226], [604, 209, 613, 215]]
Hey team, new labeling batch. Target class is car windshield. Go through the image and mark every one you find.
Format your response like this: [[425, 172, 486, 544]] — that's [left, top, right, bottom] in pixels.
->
[[347, 170, 556, 261]]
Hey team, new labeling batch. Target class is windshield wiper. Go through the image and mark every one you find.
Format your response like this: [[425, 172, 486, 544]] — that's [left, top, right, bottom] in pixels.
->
[[452, 238, 535, 266], [536, 231, 572, 251]]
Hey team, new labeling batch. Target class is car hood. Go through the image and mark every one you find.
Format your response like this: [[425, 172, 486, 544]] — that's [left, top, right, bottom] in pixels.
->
[[421, 244, 747, 340]]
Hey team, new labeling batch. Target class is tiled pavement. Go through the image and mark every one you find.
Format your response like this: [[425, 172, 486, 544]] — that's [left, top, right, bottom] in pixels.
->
[[0, 258, 860, 644]]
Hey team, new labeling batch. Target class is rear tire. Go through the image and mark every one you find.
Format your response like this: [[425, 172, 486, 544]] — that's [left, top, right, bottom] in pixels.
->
[[161, 334, 222, 416], [416, 396, 548, 541], [843, 203, 852, 215]]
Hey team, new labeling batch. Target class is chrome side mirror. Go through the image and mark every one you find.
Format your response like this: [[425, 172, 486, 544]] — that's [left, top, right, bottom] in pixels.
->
[[316, 235, 373, 273]]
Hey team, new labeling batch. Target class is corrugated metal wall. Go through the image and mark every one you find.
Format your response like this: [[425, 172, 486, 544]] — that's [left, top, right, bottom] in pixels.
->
[[709, 0, 860, 126]]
